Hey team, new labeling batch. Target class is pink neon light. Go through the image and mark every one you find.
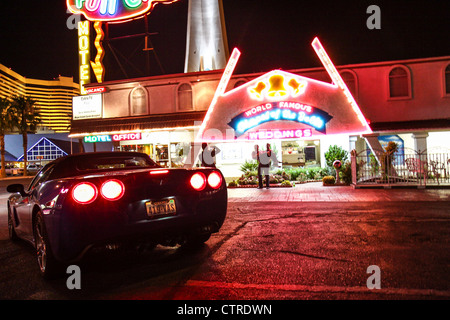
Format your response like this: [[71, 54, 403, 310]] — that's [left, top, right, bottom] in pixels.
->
[[311, 37, 372, 133], [196, 48, 241, 141]]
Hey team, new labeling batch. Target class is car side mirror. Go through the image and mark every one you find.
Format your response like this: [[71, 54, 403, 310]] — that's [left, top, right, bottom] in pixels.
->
[[6, 184, 28, 197]]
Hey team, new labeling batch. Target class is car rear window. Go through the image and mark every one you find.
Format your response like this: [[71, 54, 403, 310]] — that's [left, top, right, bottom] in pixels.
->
[[76, 155, 158, 171]]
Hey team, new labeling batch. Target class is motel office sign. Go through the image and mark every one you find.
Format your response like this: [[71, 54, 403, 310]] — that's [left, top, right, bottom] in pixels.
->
[[84, 133, 142, 143]]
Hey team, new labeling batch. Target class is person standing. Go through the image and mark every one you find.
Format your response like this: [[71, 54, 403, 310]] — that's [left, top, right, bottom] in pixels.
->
[[200, 143, 221, 168]]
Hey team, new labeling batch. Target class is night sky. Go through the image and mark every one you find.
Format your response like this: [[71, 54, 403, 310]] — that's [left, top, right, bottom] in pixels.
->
[[0, 0, 449, 82]]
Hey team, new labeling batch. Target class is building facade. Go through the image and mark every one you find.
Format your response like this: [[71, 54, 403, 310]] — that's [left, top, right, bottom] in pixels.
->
[[0, 63, 80, 133], [70, 55, 450, 178]]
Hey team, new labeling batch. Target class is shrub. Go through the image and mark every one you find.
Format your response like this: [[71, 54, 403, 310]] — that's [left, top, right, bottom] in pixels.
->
[[228, 180, 238, 187], [239, 160, 258, 174], [325, 145, 348, 167], [339, 161, 352, 185], [322, 175, 336, 185], [281, 180, 292, 187]]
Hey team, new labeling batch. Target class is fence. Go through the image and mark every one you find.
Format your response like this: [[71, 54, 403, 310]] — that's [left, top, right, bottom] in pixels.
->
[[351, 148, 450, 188]]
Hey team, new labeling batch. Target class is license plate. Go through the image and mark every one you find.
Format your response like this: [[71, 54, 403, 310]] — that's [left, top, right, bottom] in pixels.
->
[[146, 198, 176, 217]]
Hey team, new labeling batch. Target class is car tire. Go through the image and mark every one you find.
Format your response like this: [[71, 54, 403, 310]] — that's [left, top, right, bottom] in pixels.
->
[[7, 204, 18, 241], [183, 232, 211, 248], [33, 212, 62, 279]]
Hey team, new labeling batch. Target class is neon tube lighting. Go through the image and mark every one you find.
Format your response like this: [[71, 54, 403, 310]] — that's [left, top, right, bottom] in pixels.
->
[[196, 47, 241, 142], [311, 37, 372, 133]]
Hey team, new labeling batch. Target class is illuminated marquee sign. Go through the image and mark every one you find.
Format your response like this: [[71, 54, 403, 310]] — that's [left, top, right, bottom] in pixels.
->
[[67, 0, 180, 23], [78, 20, 91, 95], [85, 86, 108, 94], [84, 132, 142, 143], [228, 102, 333, 137], [248, 74, 307, 100], [248, 129, 312, 140]]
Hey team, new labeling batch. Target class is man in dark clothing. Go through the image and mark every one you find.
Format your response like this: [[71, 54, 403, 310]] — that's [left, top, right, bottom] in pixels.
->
[[200, 143, 221, 168], [254, 143, 279, 189]]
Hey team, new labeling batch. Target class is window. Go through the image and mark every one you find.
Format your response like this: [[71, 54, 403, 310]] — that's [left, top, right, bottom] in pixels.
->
[[177, 83, 193, 111], [445, 64, 450, 95], [129, 86, 149, 116], [234, 80, 247, 89], [340, 71, 358, 99], [389, 66, 411, 98]]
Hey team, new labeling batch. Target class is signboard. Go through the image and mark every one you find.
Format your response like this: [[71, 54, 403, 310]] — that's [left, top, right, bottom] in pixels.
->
[[197, 38, 372, 142], [67, 0, 180, 23], [228, 102, 332, 137], [78, 20, 91, 95], [84, 132, 142, 143], [73, 93, 103, 120]]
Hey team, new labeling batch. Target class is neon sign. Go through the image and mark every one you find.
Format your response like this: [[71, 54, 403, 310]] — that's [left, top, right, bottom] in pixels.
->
[[67, 0, 180, 23], [91, 21, 105, 83], [228, 102, 332, 136], [248, 129, 312, 140], [84, 132, 141, 143], [311, 37, 371, 132], [248, 74, 307, 100], [112, 132, 142, 141], [85, 86, 108, 94], [78, 20, 91, 95]]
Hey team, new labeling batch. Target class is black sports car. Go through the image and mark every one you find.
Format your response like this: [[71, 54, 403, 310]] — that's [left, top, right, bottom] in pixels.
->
[[7, 151, 227, 278]]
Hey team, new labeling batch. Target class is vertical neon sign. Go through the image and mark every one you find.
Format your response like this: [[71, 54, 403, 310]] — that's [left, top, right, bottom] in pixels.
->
[[78, 20, 91, 95], [91, 21, 105, 83]]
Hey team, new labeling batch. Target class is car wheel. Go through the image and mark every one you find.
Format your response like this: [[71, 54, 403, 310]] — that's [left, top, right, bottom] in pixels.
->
[[183, 232, 211, 248], [34, 212, 62, 279], [7, 204, 18, 241]]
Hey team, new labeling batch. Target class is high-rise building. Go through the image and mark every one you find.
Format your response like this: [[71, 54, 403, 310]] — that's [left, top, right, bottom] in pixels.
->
[[184, 0, 229, 73], [0, 63, 80, 133]]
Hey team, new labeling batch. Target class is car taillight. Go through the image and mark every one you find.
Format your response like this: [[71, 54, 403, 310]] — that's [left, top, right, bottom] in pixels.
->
[[100, 179, 125, 201], [150, 169, 169, 175], [72, 182, 98, 204], [207, 172, 222, 189], [190, 172, 207, 191]]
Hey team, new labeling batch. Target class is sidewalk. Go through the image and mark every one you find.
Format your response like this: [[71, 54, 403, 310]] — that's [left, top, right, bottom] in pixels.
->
[[227, 182, 450, 202]]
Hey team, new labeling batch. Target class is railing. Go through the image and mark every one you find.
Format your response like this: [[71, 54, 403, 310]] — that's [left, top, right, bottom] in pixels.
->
[[351, 148, 450, 188]]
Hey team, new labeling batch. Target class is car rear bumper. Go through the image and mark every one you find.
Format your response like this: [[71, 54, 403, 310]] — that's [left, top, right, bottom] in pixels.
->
[[46, 189, 227, 262]]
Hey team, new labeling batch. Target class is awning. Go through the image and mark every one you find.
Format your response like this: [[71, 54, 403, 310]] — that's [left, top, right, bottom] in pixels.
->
[[69, 111, 206, 137]]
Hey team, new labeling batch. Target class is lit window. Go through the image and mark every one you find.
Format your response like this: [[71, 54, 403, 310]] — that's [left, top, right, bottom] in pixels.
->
[[389, 66, 411, 98], [445, 64, 450, 95], [129, 86, 149, 116], [178, 83, 193, 111]]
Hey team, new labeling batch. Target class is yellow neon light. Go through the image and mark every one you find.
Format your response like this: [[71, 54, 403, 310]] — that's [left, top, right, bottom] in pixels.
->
[[248, 73, 307, 101], [91, 21, 105, 83]]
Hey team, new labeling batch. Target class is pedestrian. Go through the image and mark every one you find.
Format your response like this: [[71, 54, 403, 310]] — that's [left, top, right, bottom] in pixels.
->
[[200, 143, 221, 168], [257, 143, 279, 189]]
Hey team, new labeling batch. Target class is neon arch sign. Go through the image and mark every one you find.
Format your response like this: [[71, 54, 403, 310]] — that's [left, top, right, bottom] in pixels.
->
[[67, 0, 180, 23]]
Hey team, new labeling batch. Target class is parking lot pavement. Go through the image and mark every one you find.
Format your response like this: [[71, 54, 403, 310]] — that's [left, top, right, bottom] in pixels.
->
[[227, 182, 450, 202]]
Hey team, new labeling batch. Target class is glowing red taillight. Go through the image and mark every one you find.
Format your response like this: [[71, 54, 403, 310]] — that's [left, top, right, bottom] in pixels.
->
[[207, 172, 222, 189], [190, 172, 207, 191], [100, 179, 125, 201], [150, 169, 169, 175], [72, 182, 98, 204]]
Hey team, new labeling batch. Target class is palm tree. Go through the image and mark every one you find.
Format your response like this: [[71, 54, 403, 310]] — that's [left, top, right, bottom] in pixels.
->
[[10, 95, 41, 176], [0, 97, 13, 178]]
